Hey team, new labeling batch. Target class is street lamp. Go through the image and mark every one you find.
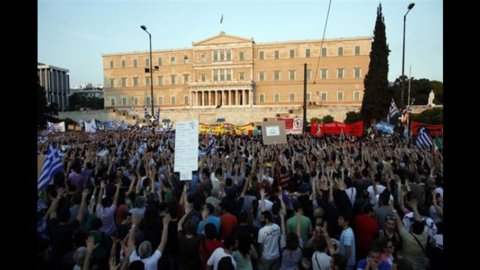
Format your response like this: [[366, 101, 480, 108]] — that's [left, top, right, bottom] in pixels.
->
[[140, 25, 155, 123], [401, 2, 415, 108]]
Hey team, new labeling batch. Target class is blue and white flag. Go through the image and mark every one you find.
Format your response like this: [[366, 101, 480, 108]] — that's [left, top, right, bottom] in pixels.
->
[[47, 121, 66, 132], [416, 127, 433, 150], [202, 135, 215, 155], [84, 119, 97, 133], [38, 145, 64, 191], [387, 98, 399, 123], [144, 106, 152, 120], [155, 107, 160, 122]]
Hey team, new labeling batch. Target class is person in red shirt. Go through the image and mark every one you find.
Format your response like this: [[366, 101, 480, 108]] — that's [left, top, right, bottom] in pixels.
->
[[219, 201, 238, 239], [354, 203, 380, 261]]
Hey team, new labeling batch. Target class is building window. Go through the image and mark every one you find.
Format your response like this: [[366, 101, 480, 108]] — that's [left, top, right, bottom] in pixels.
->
[[307, 92, 311, 102], [355, 46, 360, 56], [158, 57, 162, 66], [337, 91, 344, 101], [110, 97, 115, 106], [122, 97, 127, 106], [183, 74, 189, 84], [226, 50, 231, 61], [289, 49, 295, 58], [220, 70, 225, 81], [214, 51, 218, 62], [158, 76, 163, 86], [274, 50, 279, 59], [146, 97, 151, 106], [133, 97, 138, 105], [201, 74, 206, 82], [259, 51, 264, 60], [289, 93, 295, 101], [259, 71, 265, 81], [274, 93, 280, 102], [338, 47, 343, 56], [321, 48, 327, 57], [201, 54, 206, 63], [110, 61, 114, 69], [321, 69, 328, 79], [146, 77, 151, 86], [171, 96, 176, 105], [214, 70, 219, 81], [158, 96, 163, 105], [306, 69, 312, 80], [354, 91, 361, 101], [170, 57, 176, 64], [306, 48, 311, 58], [121, 77, 127, 87], [274, 71, 280, 81], [239, 72, 245, 80], [320, 92, 327, 101], [133, 77, 138, 86], [239, 52, 244, 61], [259, 94, 265, 103], [220, 50, 225, 61], [337, 68, 344, 79], [226, 70, 232, 81], [184, 95, 189, 105], [289, 70, 296, 80], [354, 68, 361, 79], [121, 60, 126, 68], [184, 56, 189, 64], [109, 79, 115, 87], [170, 75, 176, 85], [146, 58, 150, 67], [133, 59, 138, 67]]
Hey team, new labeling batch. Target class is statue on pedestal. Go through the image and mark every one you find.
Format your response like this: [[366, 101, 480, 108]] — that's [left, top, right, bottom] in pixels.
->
[[428, 90, 435, 106]]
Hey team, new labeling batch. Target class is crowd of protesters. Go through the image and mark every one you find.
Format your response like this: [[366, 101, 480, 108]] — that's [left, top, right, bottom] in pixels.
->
[[37, 130, 443, 270]]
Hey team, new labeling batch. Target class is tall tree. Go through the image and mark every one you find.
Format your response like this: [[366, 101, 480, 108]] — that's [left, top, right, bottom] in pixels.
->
[[361, 4, 392, 127], [37, 80, 49, 130]]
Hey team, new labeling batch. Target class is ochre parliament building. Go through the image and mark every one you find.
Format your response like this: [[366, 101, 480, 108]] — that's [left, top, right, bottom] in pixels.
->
[[103, 32, 371, 122]]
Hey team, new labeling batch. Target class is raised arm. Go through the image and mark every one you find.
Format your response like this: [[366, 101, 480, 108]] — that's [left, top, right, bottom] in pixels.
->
[[157, 214, 171, 253]]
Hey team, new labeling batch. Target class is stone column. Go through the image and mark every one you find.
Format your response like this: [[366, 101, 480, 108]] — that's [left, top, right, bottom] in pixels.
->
[[249, 88, 254, 107]]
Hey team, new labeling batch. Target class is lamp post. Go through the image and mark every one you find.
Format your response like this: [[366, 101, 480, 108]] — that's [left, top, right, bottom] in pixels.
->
[[401, 3, 415, 108], [140, 25, 155, 123]]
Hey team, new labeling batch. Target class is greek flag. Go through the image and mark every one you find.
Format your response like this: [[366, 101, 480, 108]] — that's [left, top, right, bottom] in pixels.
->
[[155, 107, 160, 122], [387, 98, 399, 123], [144, 106, 152, 120], [202, 135, 215, 155], [416, 127, 433, 150], [38, 145, 64, 191]]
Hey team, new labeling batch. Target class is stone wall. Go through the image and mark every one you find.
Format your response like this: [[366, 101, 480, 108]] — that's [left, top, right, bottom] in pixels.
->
[[59, 105, 441, 125]]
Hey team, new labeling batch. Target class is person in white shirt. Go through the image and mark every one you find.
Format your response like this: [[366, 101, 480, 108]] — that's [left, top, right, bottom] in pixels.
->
[[258, 210, 281, 270], [128, 214, 170, 270]]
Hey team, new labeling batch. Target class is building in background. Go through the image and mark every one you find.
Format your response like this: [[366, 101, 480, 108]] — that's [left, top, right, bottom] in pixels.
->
[[38, 63, 70, 111], [103, 32, 370, 117], [70, 83, 104, 98]]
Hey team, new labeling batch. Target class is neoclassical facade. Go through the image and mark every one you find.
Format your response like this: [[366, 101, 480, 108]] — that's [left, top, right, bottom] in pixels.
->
[[103, 32, 371, 111]]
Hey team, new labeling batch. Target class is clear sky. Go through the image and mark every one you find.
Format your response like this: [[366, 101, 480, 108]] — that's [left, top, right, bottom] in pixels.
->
[[38, 0, 442, 85]]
